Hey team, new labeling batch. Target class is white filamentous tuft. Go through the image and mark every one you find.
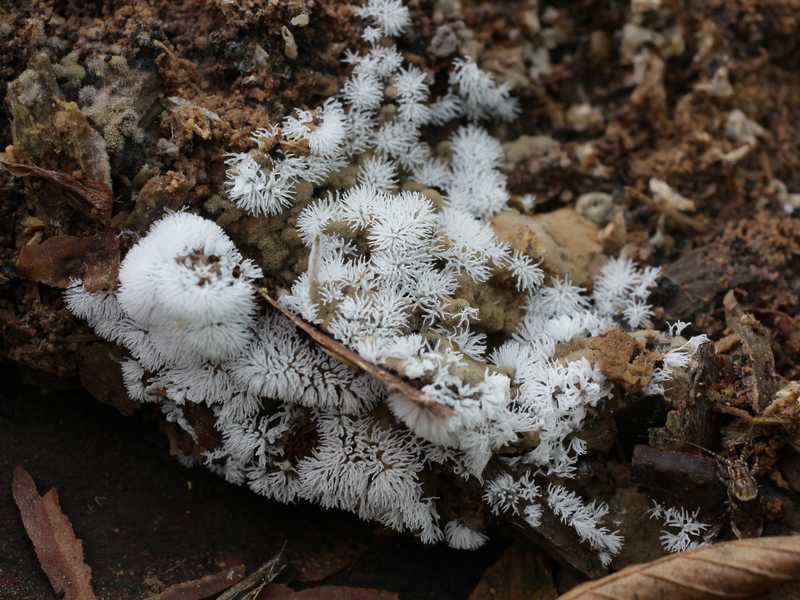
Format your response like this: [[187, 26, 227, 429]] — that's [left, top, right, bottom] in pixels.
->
[[355, 0, 411, 38], [223, 152, 295, 217], [484, 472, 541, 516], [117, 211, 262, 367], [64, 280, 123, 326], [648, 500, 710, 553], [296, 412, 442, 542], [449, 57, 520, 122], [546, 484, 624, 567], [232, 313, 383, 415], [444, 520, 489, 550]]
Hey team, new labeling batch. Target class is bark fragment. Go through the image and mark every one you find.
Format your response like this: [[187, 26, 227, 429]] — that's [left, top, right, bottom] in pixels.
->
[[632, 445, 725, 511], [724, 290, 780, 414]]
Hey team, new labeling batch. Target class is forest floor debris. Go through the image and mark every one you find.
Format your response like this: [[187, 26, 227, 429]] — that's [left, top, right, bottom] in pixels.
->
[[2, 0, 800, 597]]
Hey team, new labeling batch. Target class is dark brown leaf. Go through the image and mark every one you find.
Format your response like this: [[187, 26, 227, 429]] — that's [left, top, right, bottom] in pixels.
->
[[143, 564, 246, 600], [11, 465, 97, 600], [156, 401, 222, 457], [558, 536, 800, 600], [255, 584, 295, 599], [78, 344, 139, 416], [287, 539, 364, 583], [218, 549, 286, 600], [14, 232, 120, 290], [260, 289, 454, 419], [258, 586, 399, 600], [0, 153, 112, 223]]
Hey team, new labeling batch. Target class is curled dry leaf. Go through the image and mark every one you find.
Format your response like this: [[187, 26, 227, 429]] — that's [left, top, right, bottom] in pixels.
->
[[260, 289, 455, 418], [11, 465, 97, 600], [558, 535, 800, 600], [0, 153, 113, 223]]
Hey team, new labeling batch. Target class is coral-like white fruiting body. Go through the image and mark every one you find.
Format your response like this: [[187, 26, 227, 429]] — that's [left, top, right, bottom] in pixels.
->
[[63, 0, 713, 566], [648, 500, 710, 553], [547, 484, 624, 567], [355, 0, 411, 38], [232, 313, 383, 414], [484, 472, 541, 516], [449, 58, 520, 122], [117, 211, 263, 366], [444, 520, 489, 550], [296, 412, 441, 541]]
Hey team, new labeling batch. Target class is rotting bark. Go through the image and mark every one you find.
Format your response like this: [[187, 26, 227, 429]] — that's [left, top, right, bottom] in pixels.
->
[[632, 445, 725, 512], [724, 290, 781, 415], [658, 341, 720, 451]]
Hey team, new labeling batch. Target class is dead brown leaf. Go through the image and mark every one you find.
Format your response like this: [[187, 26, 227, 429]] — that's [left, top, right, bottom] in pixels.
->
[[78, 344, 139, 416], [0, 153, 112, 223], [11, 465, 97, 600], [258, 586, 399, 600], [260, 289, 454, 419], [558, 536, 800, 600], [218, 549, 286, 600], [515, 498, 608, 579], [15, 232, 120, 290], [287, 539, 364, 583], [144, 564, 246, 600], [625, 187, 705, 233]]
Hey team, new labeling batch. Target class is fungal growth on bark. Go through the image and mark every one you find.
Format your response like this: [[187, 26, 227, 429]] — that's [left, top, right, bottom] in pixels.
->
[[65, 0, 710, 568]]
